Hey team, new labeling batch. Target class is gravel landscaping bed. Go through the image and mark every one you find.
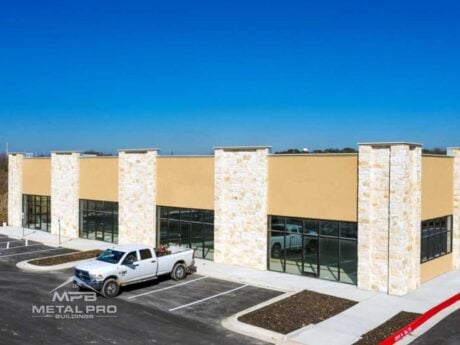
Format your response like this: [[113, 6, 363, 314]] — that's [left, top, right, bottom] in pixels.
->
[[28, 250, 102, 266], [354, 311, 421, 345], [238, 290, 357, 334]]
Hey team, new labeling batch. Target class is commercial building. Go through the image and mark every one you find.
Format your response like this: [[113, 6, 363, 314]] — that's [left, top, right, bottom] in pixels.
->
[[7, 143, 460, 296]]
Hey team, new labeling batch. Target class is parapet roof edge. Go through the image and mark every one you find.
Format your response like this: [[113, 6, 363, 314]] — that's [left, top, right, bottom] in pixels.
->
[[422, 154, 452, 158], [157, 155, 214, 158], [269, 153, 358, 157], [213, 145, 272, 151], [358, 142, 422, 147], [51, 150, 82, 154], [80, 155, 118, 159], [117, 148, 159, 153]]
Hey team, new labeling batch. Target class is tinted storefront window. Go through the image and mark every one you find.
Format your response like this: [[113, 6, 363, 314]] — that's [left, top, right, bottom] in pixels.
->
[[157, 206, 214, 260], [22, 194, 51, 232], [80, 200, 118, 243], [268, 216, 358, 285], [421, 215, 452, 263]]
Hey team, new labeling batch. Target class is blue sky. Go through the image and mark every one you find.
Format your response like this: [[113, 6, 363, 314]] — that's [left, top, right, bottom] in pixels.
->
[[0, 0, 459, 154]]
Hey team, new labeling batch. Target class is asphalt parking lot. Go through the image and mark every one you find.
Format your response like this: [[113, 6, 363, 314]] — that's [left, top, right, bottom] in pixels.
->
[[411, 309, 460, 345], [0, 234, 76, 263], [0, 234, 282, 345], [120, 274, 280, 326]]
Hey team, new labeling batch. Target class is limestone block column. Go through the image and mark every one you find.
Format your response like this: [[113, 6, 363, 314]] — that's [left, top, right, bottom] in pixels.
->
[[388, 145, 422, 295], [214, 146, 269, 270], [447, 147, 460, 269], [358, 143, 421, 296], [8, 153, 24, 227], [118, 149, 157, 246], [51, 151, 80, 238]]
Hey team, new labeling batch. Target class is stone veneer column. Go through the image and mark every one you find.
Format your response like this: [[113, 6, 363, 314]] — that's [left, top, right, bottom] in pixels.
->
[[214, 146, 269, 270], [51, 151, 80, 238], [8, 153, 24, 227], [358, 143, 421, 296], [118, 149, 157, 246], [447, 147, 460, 269]]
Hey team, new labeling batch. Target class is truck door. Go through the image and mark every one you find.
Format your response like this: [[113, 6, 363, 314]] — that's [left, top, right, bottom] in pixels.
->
[[119, 251, 140, 282], [137, 248, 158, 279]]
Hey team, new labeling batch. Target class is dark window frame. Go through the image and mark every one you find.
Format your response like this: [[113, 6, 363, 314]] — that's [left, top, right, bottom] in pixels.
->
[[79, 199, 119, 244], [421, 215, 452, 263], [157, 206, 214, 260], [22, 194, 51, 232], [267, 215, 358, 285]]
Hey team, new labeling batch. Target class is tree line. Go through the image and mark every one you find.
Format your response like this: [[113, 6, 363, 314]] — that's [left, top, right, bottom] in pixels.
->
[[275, 148, 448, 155]]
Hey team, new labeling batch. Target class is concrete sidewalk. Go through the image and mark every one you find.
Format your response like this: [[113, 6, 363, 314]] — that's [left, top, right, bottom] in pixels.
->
[[0, 226, 113, 251], [196, 258, 460, 344], [1, 226, 458, 345]]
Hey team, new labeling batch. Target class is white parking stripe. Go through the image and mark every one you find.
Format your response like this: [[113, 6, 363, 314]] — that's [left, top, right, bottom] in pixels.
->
[[0, 243, 42, 251], [127, 276, 208, 299], [3, 240, 26, 244], [169, 284, 248, 312], [0, 248, 70, 258]]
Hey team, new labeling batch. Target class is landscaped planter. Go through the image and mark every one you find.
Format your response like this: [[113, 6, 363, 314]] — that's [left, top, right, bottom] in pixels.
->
[[354, 311, 421, 345], [237, 290, 357, 334], [222, 290, 358, 344], [17, 250, 102, 272]]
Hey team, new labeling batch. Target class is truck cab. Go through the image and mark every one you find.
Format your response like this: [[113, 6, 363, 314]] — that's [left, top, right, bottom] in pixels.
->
[[74, 244, 195, 298]]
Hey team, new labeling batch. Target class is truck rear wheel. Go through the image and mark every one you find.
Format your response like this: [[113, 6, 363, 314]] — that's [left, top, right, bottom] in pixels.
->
[[271, 243, 282, 258], [102, 278, 120, 298], [171, 263, 187, 281]]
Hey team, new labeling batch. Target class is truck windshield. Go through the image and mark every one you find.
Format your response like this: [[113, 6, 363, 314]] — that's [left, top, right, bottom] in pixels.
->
[[96, 249, 125, 264]]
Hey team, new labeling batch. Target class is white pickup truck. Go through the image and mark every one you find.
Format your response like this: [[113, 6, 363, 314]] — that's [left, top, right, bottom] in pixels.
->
[[73, 244, 195, 298]]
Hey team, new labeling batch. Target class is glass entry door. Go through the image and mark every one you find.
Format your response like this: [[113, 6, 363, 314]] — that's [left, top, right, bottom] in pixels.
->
[[79, 200, 119, 243], [22, 194, 51, 232], [95, 221, 105, 241], [157, 206, 215, 260]]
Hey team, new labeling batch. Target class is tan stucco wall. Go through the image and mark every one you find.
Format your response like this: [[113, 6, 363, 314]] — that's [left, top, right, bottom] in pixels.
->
[[22, 158, 51, 196], [268, 154, 358, 221], [157, 156, 214, 210], [79, 157, 118, 202], [421, 156, 454, 220], [420, 254, 453, 283]]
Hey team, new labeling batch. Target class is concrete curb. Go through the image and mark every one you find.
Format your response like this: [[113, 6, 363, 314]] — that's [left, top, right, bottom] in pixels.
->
[[397, 302, 459, 345], [221, 290, 309, 344], [16, 254, 94, 272]]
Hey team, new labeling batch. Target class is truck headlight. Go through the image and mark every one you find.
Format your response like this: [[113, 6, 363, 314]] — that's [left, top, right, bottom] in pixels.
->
[[89, 273, 104, 281]]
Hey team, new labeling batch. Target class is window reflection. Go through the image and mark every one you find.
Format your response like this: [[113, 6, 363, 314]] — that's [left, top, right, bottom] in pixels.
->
[[157, 206, 214, 260], [421, 215, 452, 263], [340, 222, 357, 239], [23, 194, 51, 232], [268, 215, 358, 285], [304, 219, 319, 236], [320, 221, 339, 237], [79, 200, 118, 243]]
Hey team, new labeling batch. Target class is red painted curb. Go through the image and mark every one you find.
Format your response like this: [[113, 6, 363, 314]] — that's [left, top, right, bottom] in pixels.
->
[[379, 293, 460, 345]]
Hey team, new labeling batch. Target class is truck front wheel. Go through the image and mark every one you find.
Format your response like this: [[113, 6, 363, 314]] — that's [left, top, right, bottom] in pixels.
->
[[171, 263, 187, 281], [102, 278, 120, 298]]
